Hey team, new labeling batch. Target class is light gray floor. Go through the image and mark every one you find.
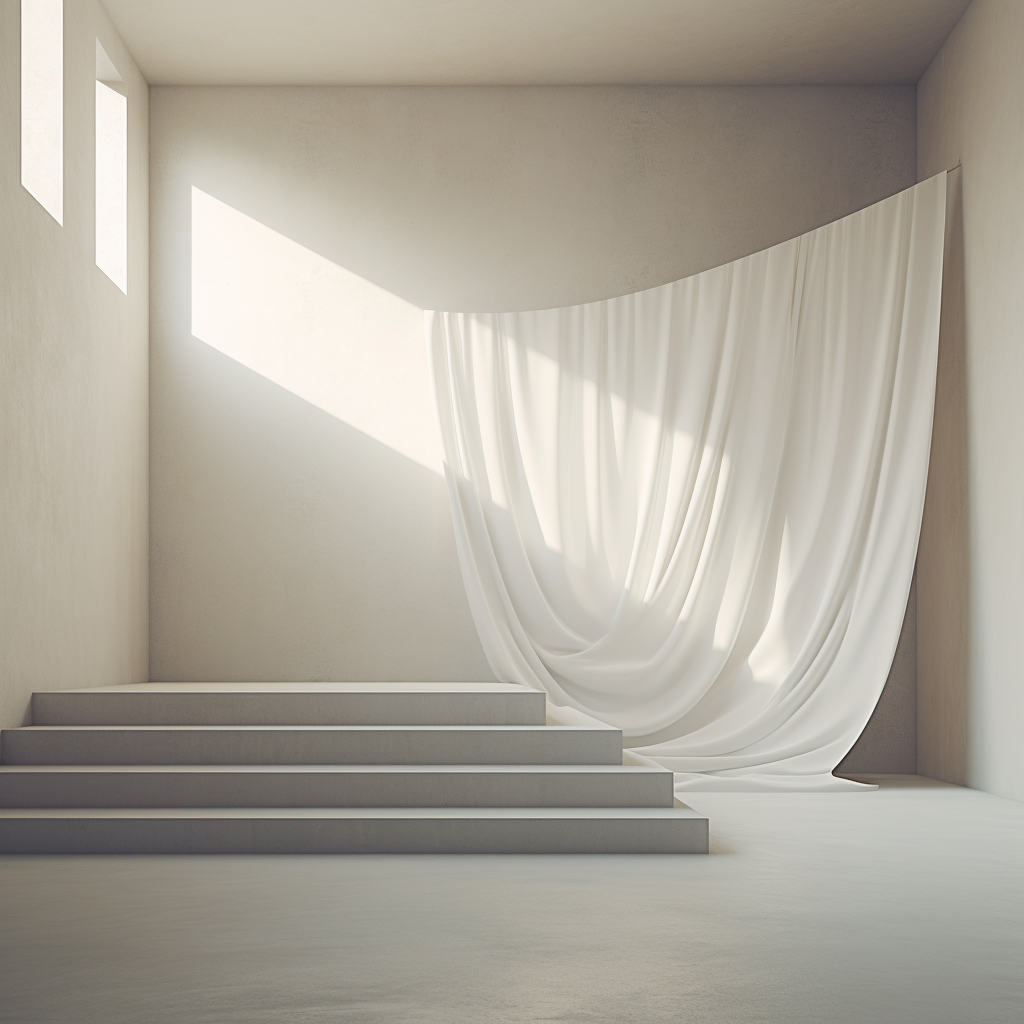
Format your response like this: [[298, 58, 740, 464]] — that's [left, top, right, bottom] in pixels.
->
[[1, 776, 1021, 1024]]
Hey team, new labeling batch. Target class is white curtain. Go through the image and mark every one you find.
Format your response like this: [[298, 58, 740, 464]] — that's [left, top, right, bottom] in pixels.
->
[[428, 173, 946, 791]]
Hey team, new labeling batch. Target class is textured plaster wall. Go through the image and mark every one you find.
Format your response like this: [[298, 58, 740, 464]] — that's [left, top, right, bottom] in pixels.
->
[[0, 0, 149, 740], [150, 85, 916, 770], [917, 0, 1024, 800]]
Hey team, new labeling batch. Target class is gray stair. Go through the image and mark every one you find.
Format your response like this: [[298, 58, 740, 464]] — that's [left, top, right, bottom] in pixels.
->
[[0, 682, 708, 854], [0, 763, 673, 808], [31, 682, 546, 726], [0, 806, 708, 855], [1, 724, 622, 766]]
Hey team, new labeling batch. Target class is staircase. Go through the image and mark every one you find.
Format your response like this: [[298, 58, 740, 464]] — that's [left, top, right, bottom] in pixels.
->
[[0, 683, 708, 854]]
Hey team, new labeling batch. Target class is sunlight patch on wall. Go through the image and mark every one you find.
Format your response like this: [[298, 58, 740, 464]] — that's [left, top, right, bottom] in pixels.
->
[[21, 0, 63, 224], [190, 187, 441, 473]]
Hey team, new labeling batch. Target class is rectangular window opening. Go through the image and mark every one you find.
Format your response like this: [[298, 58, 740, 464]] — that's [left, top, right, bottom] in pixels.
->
[[95, 39, 127, 294], [21, 0, 64, 224]]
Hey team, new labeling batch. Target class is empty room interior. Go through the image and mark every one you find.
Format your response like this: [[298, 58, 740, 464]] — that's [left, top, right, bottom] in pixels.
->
[[2, 1, 1023, 1021]]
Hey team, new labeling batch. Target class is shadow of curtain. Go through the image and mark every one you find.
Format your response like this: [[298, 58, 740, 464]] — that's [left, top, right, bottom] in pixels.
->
[[916, 167, 970, 784]]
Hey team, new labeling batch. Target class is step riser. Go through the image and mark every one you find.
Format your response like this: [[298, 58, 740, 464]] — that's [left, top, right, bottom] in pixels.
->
[[1, 729, 623, 766], [0, 817, 708, 854], [0, 771, 673, 808], [31, 692, 547, 727]]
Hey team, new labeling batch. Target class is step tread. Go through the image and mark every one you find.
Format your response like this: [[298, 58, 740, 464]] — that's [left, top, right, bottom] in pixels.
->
[[0, 763, 664, 774], [0, 805, 701, 820], [34, 682, 528, 694], [10, 724, 616, 732]]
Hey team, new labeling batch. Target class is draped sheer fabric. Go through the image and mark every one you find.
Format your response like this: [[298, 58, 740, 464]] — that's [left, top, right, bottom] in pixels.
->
[[428, 174, 946, 791]]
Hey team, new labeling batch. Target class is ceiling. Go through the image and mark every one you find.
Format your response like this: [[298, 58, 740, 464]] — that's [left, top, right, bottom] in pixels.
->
[[101, 0, 971, 86]]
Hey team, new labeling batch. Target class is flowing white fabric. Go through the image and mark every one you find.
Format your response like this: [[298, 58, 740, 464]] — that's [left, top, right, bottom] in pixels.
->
[[428, 174, 946, 791]]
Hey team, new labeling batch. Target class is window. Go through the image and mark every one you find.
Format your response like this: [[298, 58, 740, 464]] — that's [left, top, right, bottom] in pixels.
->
[[95, 40, 127, 293], [21, 0, 63, 224]]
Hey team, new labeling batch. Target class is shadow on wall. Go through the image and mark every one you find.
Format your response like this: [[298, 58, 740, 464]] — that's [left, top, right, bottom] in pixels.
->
[[150, 335, 488, 681], [916, 167, 970, 784], [837, 575, 917, 775]]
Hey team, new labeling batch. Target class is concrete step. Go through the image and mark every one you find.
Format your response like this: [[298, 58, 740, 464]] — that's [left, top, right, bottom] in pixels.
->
[[0, 763, 672, 808], [31, 682, 546, 726], [0, 725, 623, 766], [0, 806, 708, 854]]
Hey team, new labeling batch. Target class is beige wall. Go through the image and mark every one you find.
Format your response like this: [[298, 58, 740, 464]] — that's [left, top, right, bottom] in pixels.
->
[[0, 0, 149, 740], [918, 0, 1024, 800], [150, 84, 917, 769]]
